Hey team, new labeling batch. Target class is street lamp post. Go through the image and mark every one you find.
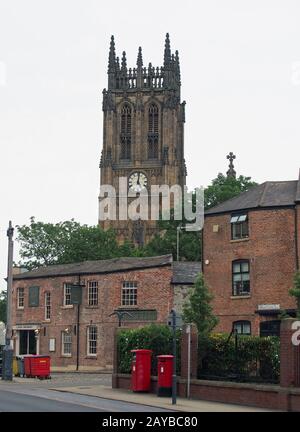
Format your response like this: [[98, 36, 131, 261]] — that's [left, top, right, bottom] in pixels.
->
[[109, 311, 133, 327], [2, 221, 14, 381], [176, 225, 182, 262], [177, 224, 201, 262]]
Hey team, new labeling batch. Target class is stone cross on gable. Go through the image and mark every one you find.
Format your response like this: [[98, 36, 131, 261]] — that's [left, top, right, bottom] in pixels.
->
[[226, 152, 236, 178]]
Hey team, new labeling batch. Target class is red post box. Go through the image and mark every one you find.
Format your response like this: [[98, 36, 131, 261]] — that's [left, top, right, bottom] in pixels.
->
[[131, 349, 152, 392], [157, 355, 173, 397]]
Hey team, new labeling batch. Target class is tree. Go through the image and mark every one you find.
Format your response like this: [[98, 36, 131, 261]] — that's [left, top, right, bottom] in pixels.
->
[[143, 218, 201, 261], [16, 217, 134, 270], [182, 273, 218, 337], [204, 173, 257, 210], [289, 271, 300, 318], [0, 291, 7, 324]]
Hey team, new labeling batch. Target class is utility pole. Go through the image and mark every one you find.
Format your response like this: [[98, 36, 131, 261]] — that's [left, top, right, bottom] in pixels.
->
[[176, 225, 182, 262], [186, 324, 191, 399], [171, 309, 177, 405], [2, 221, 14, 381]]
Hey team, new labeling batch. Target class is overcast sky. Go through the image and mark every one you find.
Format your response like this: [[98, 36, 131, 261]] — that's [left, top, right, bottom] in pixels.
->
[[0, 0, 300, 288]]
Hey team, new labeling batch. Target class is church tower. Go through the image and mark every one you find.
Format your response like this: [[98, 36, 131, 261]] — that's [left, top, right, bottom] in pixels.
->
[[99, 34, 187, 245]]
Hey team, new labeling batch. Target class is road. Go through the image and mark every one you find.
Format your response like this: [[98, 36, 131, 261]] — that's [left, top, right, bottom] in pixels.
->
[[0, 383, 169, 412]]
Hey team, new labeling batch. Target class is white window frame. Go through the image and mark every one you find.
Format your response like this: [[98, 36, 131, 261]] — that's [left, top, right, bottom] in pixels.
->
[[122, 281, 137, 306], [61, 331, 72, 356], [63, 283, 72, 307], [17, 287, 25, 309], [88, 281, 98, 306], [233, 320, 251, 335], [45, 292, 51, 321], [87, 325, 98, 356]]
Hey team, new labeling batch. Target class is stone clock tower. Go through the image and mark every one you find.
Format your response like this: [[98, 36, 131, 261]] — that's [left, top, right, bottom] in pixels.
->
[[99, 34, 187, 245]]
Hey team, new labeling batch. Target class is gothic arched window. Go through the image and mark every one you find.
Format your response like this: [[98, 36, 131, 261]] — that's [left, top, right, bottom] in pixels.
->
[[120, 104, 131, 159], [148, 103, 159, 159]]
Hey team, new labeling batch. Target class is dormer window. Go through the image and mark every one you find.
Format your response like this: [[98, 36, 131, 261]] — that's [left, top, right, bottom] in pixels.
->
[[231, 213, 249, 240]]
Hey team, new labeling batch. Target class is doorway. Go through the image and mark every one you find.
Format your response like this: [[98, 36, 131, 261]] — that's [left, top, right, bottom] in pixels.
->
[[19, 330, 37, 355], [259, 320, 280, 337]]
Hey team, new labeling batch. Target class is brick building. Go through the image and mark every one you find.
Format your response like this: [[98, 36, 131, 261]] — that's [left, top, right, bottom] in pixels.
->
[[11, 255, 200, 371], [203, 171, 300, 336]]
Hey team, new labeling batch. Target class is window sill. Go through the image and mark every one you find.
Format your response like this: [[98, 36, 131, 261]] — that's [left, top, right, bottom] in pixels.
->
[[230, 295, 251, 299], [86, 355, 97, 359], [17, 307, 24, 311], [117, 305, 139, 309], [85, 305, 99, 309], [61, 355, 72, 358], [61, 305, 74, 309], [230, 238, 250, 243], [42, 320, 51, 323]]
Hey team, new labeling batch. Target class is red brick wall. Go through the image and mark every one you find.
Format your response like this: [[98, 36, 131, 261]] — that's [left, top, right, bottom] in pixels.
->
[[11, 265, 173, 370], [296, 204, 300, 271], [203, 208, 298, 335]]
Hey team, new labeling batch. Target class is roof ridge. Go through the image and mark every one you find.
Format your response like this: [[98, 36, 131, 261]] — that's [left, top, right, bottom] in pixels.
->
[[205, 182, 263, 213], [258, 182, 269, 207]]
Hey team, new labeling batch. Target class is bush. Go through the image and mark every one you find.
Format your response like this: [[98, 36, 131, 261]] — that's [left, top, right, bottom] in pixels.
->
[[198, 333, 280, 383], [117, 324, 181, 375]]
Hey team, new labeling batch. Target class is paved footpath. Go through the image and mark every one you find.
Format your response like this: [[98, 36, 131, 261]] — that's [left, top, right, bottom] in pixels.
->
[[8, 373, 277, 412], [50, 383, 276, 412]]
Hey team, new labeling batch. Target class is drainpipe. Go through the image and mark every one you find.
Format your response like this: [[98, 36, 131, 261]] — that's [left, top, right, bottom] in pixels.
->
[[76, 275, 81, 372], [295, 205, 299, 271]]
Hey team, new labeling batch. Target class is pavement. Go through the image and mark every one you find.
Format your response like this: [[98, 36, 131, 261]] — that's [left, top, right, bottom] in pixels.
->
[[10, 373, 275, 412], [50, 384, 272, 412]]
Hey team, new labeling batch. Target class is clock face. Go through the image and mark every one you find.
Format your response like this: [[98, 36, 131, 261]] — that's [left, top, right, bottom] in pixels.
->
[[128, 172, 148, 192]]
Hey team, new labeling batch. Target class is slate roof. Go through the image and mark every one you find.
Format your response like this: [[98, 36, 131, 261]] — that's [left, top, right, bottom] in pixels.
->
[[13, 254, 173, 280], [205, 179, 300, 216], [171, 262, 201, 285]]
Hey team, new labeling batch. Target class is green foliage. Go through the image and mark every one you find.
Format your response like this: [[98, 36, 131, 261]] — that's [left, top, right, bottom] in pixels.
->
[[198, 333, 280, 383], [16, 217, 135, 270], [182, 273, 218, 337], [0, 291, 6, 324], [143, 217, 201, 262], [289, 271, 300, 318], [117, 324, 181, 375], [204, 173, 257, 210]]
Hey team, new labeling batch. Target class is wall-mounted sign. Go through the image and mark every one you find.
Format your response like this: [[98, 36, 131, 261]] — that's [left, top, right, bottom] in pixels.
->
[[71, 285, 82, 305], [13, 324, 40, 330], [257, 304, 280, 311], [49, 338, 56, 352]]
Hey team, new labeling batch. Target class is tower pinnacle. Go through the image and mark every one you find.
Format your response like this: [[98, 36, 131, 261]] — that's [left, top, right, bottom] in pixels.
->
[[137, 46, 143, 68], [164, 33, 171, 67], [108, 35, 116, 72]]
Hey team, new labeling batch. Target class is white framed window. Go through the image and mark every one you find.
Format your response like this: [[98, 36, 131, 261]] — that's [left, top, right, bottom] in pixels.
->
[[45, 292, 51, 320], [122, 281, 137, 306], [63, 283, 72, 306], [231, 213, 249, 240], [232, 260, 250, 296], [233, 321, 251, 335], [61, 331, 72, 356], [87, 325, 98, 356], [17, 287, 24, 309], [88, 281, 98, 306]]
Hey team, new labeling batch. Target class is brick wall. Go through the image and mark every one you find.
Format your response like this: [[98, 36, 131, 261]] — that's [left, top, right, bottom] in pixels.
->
[[11, 265, 173, 371], [203, 208, 298, 335]]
